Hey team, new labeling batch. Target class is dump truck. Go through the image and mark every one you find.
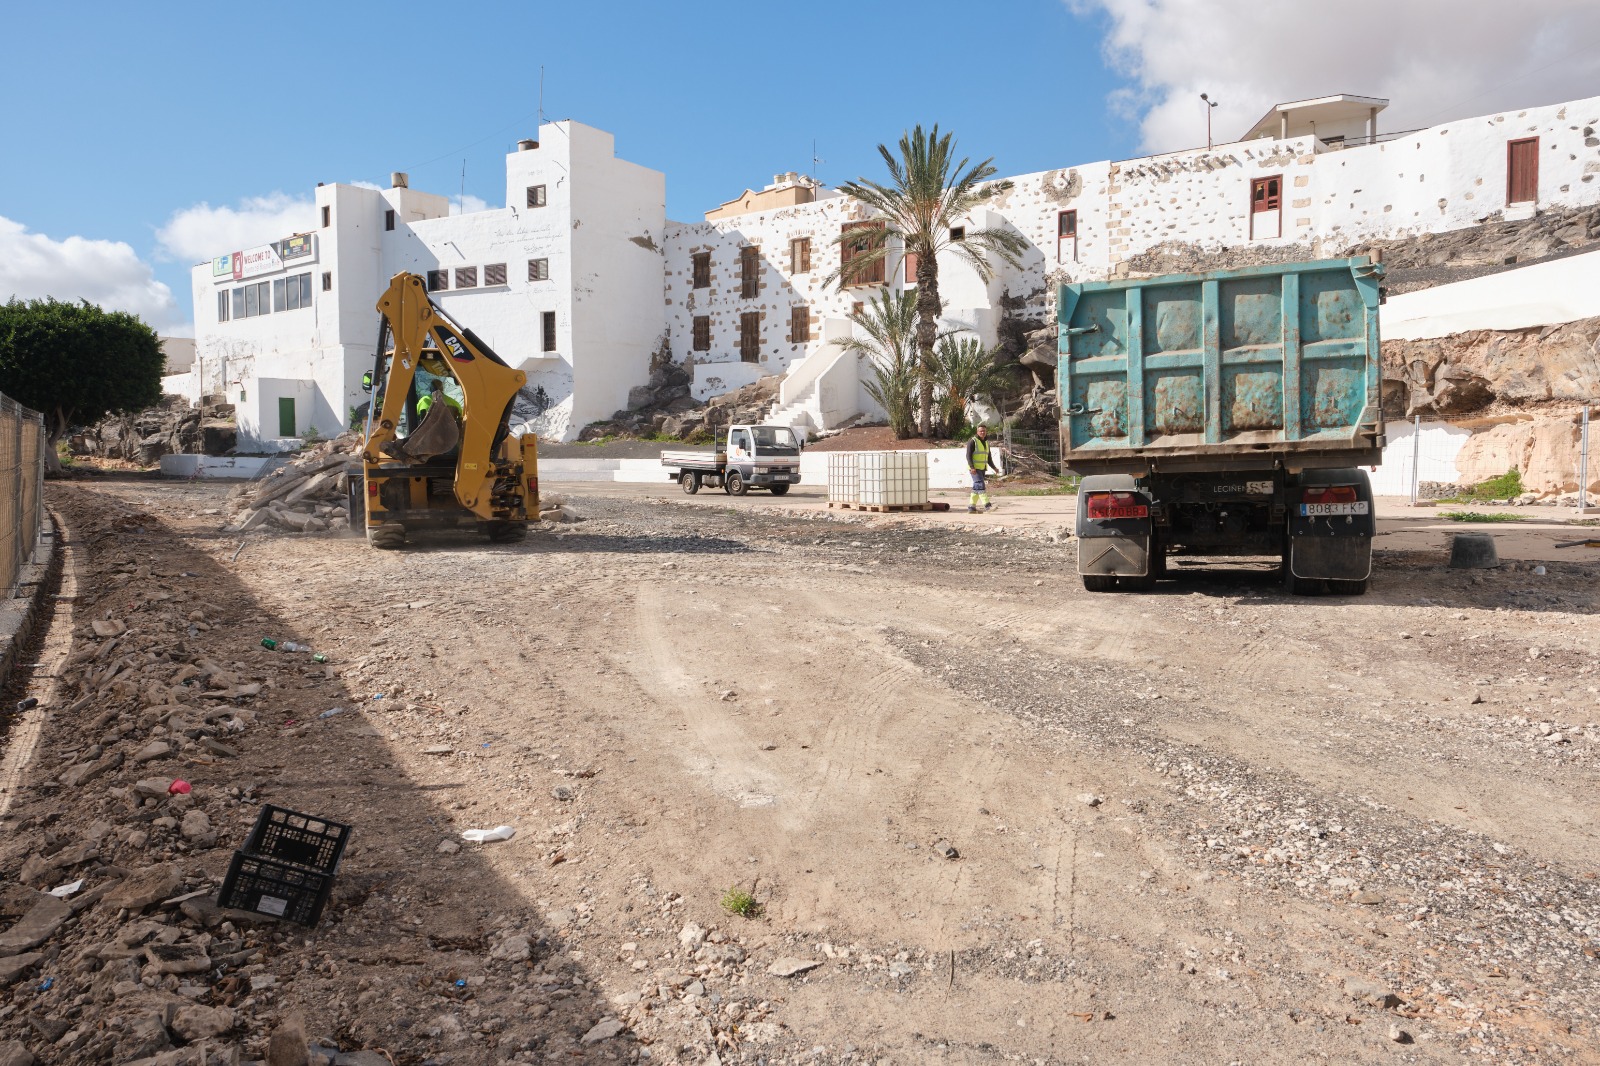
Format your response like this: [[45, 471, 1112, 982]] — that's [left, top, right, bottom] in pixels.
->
[[1060, 256, 1385, 595], [661, 424, 803, 495], [347, 272, 539, 548]]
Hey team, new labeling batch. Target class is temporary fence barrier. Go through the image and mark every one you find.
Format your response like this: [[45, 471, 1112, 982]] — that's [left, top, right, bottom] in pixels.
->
[[1374, 409, 1598, 507], [0, 392, 47, 596]]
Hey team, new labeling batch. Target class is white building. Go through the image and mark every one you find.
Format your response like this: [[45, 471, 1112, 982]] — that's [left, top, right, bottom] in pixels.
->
[[186, 121, 665, 449], [187, 94, 1600, 447]]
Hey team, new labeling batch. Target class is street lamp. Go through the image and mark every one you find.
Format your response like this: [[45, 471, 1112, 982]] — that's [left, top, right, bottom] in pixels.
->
[[1200, 93, 1218, 151]]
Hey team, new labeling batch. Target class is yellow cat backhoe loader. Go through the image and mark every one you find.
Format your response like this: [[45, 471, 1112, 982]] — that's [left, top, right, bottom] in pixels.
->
[[345, 272, 539, 548]]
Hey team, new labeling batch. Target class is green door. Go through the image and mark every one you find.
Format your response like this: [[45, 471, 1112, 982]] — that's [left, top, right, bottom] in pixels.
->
[[278, 397, 296, 437]]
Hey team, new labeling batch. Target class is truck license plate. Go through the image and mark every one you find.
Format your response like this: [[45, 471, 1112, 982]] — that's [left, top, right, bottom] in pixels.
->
[[1099, 505, 1147, 519], [1300, 502, 1369, 516]]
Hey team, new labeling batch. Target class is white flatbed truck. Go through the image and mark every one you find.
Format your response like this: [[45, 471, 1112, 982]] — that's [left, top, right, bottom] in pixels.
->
[[661, 424, 803, 496]]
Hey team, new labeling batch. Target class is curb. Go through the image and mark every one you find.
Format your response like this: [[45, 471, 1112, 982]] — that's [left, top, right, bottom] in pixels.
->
[[0, 513, 60, 691]]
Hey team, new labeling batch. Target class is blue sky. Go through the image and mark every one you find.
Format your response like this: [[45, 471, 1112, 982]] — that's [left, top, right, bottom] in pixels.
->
[[3, 0, 1597, 336]]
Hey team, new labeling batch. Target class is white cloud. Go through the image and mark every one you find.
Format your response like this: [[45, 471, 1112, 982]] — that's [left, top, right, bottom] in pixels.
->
[[155, 193, 315, 264], [451, 194, 491, 216], [0, 216, 182, 331], [1072, 0, 1600, 153]]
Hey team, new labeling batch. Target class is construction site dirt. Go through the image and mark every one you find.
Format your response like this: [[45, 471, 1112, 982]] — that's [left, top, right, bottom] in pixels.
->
[[2, 477, 1597, 1066]]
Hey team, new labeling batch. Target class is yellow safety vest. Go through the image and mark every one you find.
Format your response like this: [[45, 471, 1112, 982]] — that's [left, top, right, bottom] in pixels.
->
[[970, 437, 990, 470]]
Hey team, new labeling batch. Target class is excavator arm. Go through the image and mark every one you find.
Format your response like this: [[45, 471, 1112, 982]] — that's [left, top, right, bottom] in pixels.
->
[[365, 272, 530, 519]]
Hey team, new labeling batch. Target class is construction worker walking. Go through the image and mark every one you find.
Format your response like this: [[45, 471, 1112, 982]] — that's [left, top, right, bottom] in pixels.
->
[[965, 424, 999, 513]]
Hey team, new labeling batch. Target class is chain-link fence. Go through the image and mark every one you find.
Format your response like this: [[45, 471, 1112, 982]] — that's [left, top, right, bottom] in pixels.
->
[[1372, 409, 1599, 506], [1002, 425, 1063, 477], [0, 393, 48, 595]]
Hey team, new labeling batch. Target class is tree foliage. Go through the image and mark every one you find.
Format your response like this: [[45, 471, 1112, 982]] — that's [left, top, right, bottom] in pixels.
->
[[840, 291, 920, 439], [0, 298, 165, 470], [931, 335, 1001, 438], [831, 125, 1029, 437]]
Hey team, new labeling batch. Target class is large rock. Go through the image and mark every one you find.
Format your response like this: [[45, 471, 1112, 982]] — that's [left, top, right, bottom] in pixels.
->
[[1383, 316, 1600, 414], [1454, 415, 1594, 497], [106, 864, 182, 912], [0, 896, 72, 956]]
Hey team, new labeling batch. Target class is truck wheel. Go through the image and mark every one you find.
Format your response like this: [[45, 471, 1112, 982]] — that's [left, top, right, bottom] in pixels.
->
[[1122, 571, 1156, 592], [369, 521, 406, 550], [1082, 574, 1117, 592], [346, 476, 365, 530], [726, 471, 747, 496], [486, 520, 526, 543], [1327, 577, 1368, 596], [680, 471, 700, 495], [769, 483, 790, 496], [1283, 566, 1323, 596]]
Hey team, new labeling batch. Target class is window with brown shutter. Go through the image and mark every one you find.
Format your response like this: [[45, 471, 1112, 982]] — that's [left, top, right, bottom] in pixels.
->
[[454, 266, 477, 289], [1056, 209, 1079, 263], [1507, 138, 1539, 204], [740, 246, 759, 298], [528, 258, 549, 281], [739, 312, 760, 362], [790, 237, 811, 274], [427, 270, 448, 292], [903, 251, 919, 286], [483, 263, 507, 286], [790, 306, 809, 344], [840, 222, 885, 287], [692, 252, 711, 289], [527, 185, 547, 208], [693, 316, 711, 351], [1250, 177, 1281, 213]]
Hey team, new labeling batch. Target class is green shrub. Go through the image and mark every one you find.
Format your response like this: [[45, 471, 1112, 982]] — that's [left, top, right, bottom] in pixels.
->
[[720, 886, 761, 919]]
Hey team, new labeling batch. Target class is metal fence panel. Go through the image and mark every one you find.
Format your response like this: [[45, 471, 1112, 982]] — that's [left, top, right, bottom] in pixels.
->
[[0, 393, 47, 594]]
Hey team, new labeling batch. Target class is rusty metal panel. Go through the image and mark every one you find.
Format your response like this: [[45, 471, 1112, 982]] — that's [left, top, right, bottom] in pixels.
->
[[1059, 257, 1384, 473]]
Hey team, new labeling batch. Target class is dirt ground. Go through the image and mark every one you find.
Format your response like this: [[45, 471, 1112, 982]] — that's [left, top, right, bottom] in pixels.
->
[[1, 476, 1598, 1066]]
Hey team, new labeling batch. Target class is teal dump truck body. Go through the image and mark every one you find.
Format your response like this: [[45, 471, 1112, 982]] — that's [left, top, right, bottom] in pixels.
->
[[1057, 257, 1384, 475]]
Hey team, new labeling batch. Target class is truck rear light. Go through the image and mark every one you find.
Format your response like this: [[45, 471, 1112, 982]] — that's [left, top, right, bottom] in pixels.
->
[[1303, 485, 1357, 505], [367, 482, 379, 496], [527, 476, 538, 497], [1085, 491, 1149, 520]]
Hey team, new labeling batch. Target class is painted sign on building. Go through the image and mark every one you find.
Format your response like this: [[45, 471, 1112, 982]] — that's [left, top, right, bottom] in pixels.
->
[[232, 244, 283, 281], [280, 234, 315, 261], [211, 255, 232, 278]]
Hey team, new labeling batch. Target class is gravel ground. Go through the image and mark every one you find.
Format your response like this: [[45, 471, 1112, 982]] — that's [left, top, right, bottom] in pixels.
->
[[0, 478, 1596, 1065]]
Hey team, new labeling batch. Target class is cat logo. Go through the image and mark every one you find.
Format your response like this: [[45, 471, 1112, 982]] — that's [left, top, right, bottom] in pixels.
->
[[442, 334, 473, 362]]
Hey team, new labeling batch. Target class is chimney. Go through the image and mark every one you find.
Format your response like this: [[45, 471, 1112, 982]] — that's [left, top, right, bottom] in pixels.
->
[[391, 172, 409, 189], [518, 139, 539, 151]]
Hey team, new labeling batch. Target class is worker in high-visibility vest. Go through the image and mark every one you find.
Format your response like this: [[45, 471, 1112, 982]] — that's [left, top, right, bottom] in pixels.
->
[[416, 385, 462, 420], [965, 423, 999, 513]]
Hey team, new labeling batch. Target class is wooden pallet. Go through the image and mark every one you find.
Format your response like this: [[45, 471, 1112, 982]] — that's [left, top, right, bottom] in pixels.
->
[[827, 501, 934, 513]]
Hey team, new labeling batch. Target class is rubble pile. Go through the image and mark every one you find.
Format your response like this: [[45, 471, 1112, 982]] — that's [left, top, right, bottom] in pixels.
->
[[224, 437, 359, 535], [71, 396, 237, 465], [0, 525, 327, 1063], [580, 351, 780, 442]]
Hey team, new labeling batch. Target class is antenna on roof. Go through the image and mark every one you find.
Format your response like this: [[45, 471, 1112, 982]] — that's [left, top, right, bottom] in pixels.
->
[[811, 139, 824, 184], [539, 66, 546, 125], [459, 159, 466, 215]]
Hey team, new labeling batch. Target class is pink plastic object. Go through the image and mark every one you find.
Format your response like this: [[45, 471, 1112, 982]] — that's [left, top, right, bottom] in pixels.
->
[[168, 779, 192, 795]]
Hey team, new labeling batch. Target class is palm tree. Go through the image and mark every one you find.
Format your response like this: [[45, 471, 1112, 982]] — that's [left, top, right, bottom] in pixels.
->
[[931, 335, 1001, 438], [839, 291, 920, 438], [832, 125, 1029, 437]]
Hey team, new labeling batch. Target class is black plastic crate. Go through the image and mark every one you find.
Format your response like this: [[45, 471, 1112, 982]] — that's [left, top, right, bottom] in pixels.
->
[[217, 851, 336, 927], [244, 805, 351, 875]]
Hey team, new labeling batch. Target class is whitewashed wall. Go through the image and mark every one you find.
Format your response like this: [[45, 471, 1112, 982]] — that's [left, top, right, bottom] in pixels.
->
[[1384, 247, 1600, 339]]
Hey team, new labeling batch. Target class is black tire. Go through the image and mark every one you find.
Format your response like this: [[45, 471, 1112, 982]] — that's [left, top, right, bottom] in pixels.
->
[[1327, 577, 1368, 596], [486, 520, 526, 543], [680, 471, 700, 495], [726, 471, 747, 496], [1082, 574, 1118, 592], [369, 521, 406, 550], [345, 474, 364, 530], [769, 483, 790, 496], [1122, 571, 1156, 592], [1149, 534, 1168, 580], [1284, 566, 1323, 596]]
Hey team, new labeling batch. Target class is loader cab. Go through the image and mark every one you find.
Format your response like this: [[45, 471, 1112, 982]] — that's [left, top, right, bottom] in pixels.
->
[[406, 359, 465, 436]]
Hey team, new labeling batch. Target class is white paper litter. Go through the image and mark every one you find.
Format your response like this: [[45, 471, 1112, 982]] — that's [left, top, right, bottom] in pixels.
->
[[48, 879, 84, 898], [461, 825, 516, 843]]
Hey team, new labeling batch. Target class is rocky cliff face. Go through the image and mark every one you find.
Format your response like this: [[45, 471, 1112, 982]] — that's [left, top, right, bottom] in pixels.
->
[[1382, 316, 1600, 418], [71, 396, 237, 464]]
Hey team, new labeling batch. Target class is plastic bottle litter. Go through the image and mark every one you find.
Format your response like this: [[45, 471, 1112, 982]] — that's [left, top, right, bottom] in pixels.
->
[[460, 826, 516, 843], [168, 779, 192, 796], [281, 641, 311, 653], [319, 707, 346, 719]]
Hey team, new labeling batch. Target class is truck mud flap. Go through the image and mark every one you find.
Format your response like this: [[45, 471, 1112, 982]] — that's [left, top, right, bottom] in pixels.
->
[[1078, 534, 1151, 578], [1288, 534, 1372, 581]]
